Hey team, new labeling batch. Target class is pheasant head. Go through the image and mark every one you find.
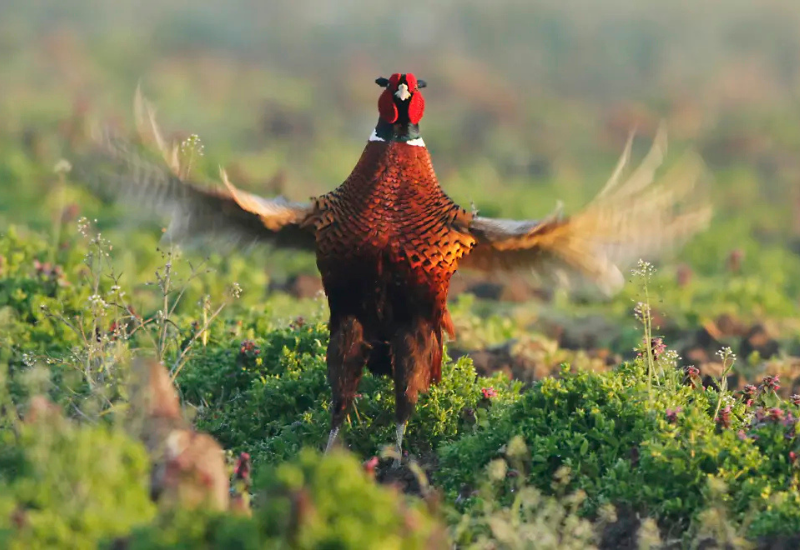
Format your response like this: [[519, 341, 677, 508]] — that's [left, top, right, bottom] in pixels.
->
[[372, 73, 427, 144]]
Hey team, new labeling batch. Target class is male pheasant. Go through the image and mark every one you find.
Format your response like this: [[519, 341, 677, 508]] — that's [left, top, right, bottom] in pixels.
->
[[77, 73, 712, 462]]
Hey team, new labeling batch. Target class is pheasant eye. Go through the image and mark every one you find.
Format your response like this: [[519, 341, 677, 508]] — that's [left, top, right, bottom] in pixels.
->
[[375, 77, 390, 88], [417, 79, 427, 89]]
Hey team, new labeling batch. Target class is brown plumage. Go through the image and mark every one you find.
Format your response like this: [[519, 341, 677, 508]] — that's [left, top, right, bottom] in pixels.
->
[[74, 73, 712, 463]]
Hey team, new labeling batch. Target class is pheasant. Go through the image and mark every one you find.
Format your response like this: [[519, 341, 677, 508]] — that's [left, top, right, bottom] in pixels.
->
[[76, 73, 712, 462]]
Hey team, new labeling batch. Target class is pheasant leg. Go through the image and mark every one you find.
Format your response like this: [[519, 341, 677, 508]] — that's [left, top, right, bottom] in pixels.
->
[[393, 422, 407, 468], [325, 427, 340, 454], [324, 315, 368, 455]]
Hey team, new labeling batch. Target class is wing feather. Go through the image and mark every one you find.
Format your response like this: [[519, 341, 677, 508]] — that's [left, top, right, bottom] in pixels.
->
[[460, 126, 712, 295], [72, 88, 317, 251]]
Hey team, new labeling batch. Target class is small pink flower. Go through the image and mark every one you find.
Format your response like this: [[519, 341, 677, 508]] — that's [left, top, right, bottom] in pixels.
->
[[737, 430, 748, 441], [239, 339, 259, 355], [363, 456, 379, 476], [792, 395, 800, 406], [666, 407, 682, 423], [769, 408, 785, 422], [650, 337, 667, 359], [481, 387, 498, 399], [716, 405, 732, 429], [760, 375, 781, 393], [685, 366, 702, 389], [33, 259, 61, 279], [290, 316, 306, 329], [235, 452, 251, 481]]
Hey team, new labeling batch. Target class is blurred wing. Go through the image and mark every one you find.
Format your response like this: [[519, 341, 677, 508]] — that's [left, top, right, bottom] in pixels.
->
[[460, 124, 712, 295], [72, 87, 317, 251]]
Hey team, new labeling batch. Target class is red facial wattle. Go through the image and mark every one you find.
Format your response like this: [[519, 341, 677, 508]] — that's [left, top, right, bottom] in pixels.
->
[[378, 88, 398, 123], [377, 73, 425, 125], [408, 91, 425, 125], [404, 72, 425, 124]]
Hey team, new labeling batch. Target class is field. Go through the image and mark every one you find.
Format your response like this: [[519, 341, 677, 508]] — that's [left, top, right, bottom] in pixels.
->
[[3, 1, 800, 548]]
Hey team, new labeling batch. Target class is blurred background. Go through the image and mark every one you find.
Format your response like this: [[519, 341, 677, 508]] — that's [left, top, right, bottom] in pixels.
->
[[2, 0, 800, 372]]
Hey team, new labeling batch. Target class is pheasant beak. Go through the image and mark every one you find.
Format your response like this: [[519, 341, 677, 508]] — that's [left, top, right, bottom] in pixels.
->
[[394, 83, 412, 101]]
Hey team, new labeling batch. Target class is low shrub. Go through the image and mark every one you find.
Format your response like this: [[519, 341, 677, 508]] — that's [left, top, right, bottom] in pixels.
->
[[123, 450, 447, 549], [437, 352, 800, 541], [180, 320, 522, 465], [5, 224, 800, 546], [0, 393, 156, 549], [0, 399, 446, 550]]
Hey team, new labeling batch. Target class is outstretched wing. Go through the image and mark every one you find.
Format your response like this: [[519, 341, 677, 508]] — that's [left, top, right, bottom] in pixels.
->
[[71, 87, 317, 251], [459, 125, 712, 295]]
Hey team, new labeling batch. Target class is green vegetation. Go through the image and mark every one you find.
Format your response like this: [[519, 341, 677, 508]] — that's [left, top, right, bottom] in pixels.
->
[[4, 1, 800, 547], [0, 396, 156, 549], [3, 224, 800, 548], [183, 322, 520, 465]]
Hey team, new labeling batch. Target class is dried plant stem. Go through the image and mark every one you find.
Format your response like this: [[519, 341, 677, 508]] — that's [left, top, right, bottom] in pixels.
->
[[170, 301, 228, 382], [712, 349, 736, 423]]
